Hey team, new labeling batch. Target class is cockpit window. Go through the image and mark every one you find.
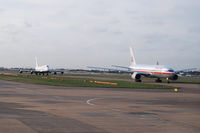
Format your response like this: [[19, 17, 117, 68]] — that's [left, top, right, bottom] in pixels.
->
[[168, 70, 174, 72]]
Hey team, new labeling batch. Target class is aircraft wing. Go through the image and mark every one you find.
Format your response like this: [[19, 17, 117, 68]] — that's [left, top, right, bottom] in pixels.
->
[[111, 65, 130, 69], [49, 69, 64, 72], [87, 66, 152, 76], [49, 69, 64, 74], [19, 69, 34, 73], [19, 68, 64, 74], [87, 66, 132, 73], [175, 68, 197, 73], [111, 65, 152, 76]]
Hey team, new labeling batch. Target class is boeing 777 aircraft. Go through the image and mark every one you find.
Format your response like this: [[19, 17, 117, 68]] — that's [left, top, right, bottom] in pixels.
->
[[124, 47, 178, 82], [19, 58, 64, 75], [88, 47, 196, 83]]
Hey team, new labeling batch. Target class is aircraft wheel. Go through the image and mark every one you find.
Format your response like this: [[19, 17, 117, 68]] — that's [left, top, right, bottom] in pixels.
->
[[155, 79, 162, 83]]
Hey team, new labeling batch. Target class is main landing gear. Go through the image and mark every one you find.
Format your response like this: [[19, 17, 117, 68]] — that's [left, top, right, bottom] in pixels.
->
[[155, 78, 162, 83]]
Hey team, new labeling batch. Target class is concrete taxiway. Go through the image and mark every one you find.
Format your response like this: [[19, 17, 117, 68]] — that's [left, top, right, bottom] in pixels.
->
[[0, 80, 199, 133]]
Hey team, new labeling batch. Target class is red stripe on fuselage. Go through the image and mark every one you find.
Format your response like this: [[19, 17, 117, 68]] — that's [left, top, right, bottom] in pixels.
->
[[133, 70, 174, 75]]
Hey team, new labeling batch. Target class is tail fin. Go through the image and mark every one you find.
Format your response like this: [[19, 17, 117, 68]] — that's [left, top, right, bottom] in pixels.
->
[[130, 47, 136, 65], [35, 57, 38, 68]]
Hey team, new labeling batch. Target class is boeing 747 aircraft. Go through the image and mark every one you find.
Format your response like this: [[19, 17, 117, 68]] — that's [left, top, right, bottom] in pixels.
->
[[19, 58, 64, 75], [88, 47, 196, 83]]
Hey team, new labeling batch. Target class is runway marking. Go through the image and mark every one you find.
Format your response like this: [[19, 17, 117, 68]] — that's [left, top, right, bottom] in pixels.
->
[[86, 98, 121, 112], [86, 98, 103, 106]]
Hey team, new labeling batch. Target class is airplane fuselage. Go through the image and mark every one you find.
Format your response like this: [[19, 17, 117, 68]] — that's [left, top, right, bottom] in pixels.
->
[[35, 65, 50, 72], [129, 64, 177, 79]]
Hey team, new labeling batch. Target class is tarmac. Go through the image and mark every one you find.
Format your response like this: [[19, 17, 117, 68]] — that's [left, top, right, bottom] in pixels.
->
[[0, 80, 199, 133]]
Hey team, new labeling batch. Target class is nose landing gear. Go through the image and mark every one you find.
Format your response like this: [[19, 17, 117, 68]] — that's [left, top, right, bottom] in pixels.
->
[[166, 78, 170, 83]]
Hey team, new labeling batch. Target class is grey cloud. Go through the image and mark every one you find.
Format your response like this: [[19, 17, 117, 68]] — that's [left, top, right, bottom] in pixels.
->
[[188, 27, 200, 34], [0, 0, 199, 69]]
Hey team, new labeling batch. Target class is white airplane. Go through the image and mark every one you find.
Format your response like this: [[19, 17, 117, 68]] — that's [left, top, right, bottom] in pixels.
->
[[88, 47, 196, 83], [19, 57, 64, 75], [123, 47, 178, 83]]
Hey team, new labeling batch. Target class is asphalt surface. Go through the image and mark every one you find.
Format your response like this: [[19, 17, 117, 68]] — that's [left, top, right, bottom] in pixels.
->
[[0, 80, 199, 133]]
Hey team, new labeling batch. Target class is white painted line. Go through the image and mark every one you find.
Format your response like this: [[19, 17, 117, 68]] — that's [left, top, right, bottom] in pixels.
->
[[86, 98, 121, 112], [86, 98, 103, 106], [110, 108, 121, 112]]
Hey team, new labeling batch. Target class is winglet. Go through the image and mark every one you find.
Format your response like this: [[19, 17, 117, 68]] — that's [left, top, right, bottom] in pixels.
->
[[130, 47, 136, 65]]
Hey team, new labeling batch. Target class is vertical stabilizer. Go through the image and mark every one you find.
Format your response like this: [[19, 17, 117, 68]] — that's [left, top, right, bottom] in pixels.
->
[[35, 57, 38, 68], [130, 47, 136, 65]]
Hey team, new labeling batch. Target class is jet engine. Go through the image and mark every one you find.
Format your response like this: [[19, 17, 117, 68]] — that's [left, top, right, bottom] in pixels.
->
[[169, 74, 178, 80], [131, 73, 142, 82], [30, 71, 33, 75], [19, 70, 23, 74]]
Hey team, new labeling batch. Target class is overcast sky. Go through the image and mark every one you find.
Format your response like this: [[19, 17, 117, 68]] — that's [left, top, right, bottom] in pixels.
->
[[0, 0, 200, 69]]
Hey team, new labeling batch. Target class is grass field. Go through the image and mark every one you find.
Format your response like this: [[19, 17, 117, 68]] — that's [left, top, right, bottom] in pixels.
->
[[170, 77, 200, 84], [0, 73, 172, 89], [54, 72, 200, 83]]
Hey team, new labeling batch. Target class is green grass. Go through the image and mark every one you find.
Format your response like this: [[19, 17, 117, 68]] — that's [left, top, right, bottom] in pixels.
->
[[0, 74, 172, 89], [171, 77, 200, 84], [57, 72, 200, 84], [56, 72, 131, 79]]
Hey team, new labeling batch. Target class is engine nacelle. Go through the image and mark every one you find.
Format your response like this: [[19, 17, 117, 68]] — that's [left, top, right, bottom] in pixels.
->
[[131, 73, 141, 80], [169, 74, 178, 80], [19, 70, 23, 74]]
